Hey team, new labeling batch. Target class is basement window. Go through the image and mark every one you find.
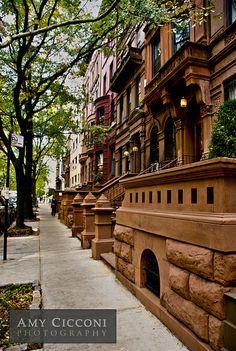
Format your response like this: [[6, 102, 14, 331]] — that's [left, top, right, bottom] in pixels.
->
[[142, 249, 160, 298]]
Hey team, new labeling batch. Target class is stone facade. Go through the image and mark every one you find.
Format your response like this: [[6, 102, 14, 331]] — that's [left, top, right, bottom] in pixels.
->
[[114, 225, 135, 283], [163, 239, 233, 350]]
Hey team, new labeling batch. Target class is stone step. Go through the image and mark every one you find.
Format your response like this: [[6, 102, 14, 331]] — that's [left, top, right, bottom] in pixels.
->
[[100, 252, 116, 270]]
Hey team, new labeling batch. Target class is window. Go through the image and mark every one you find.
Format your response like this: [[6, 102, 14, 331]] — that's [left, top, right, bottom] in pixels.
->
[[109, 61, 113, 81], [227, 0, 236, 26], [142, 249, 160, 298], [150, 126, 159, 164], [119, 95, 124, 123], [135, 76, 141, 107], [136, 192, 139, 203], [157, 191, 161, 203], [96, 152, 103, 174], [110, 98, 115, 123], [224, 77, 236, 100], [110, 147, 115, 177], [164, 117, 176, 160], [119, 147, 123, 175], [152, 32, 161, 77], [136, 26, 142, 48], [173, 20, 190, 53], [127, 86, 131, 116], [97, 107, 104, 125], [103, 74, 107, 95]]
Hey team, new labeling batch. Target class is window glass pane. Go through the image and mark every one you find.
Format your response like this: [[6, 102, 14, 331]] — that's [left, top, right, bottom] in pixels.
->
[[173, 20, 190, 53], [224, 78, 236, 100], [152, 32, 161, 77]]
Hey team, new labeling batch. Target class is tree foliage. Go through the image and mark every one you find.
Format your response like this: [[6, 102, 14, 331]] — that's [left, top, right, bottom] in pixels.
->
[[208, 99, 236, 158]]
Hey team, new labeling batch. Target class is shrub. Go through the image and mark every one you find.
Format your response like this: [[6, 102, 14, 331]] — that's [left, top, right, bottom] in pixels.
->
[[208, 99, 236, 158]]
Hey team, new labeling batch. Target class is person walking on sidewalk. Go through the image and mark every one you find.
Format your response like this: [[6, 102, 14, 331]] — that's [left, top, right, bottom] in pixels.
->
[[51, 196, 57, 216]]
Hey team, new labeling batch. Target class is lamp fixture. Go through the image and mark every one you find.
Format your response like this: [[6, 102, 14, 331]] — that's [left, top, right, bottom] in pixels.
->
[[124, 150, 129, 157], [180, 96, 187, 108], [132, 146, 138, 152]]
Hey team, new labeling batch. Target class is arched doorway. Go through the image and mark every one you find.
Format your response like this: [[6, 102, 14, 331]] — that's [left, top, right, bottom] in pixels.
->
[[141, 249, 160, 298], [164, 117, 176, 160], [150, 126, 159, 165]]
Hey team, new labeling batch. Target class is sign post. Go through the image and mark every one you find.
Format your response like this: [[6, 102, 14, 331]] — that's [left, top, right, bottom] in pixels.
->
[[3, 133, 24, 261]]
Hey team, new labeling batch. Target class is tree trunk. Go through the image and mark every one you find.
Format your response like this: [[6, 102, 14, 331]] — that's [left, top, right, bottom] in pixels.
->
[[14, 159, 25, 228], [24, 120, 34, 219]]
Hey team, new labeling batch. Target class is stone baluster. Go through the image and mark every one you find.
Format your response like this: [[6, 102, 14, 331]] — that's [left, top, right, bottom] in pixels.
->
[[92, 194, 114, 260], [81, 192, 97, 249], [71, 193, 84, 238]]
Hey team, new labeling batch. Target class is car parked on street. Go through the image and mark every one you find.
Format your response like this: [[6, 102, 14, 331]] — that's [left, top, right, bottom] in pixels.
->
[[0, 196, 16, 232]]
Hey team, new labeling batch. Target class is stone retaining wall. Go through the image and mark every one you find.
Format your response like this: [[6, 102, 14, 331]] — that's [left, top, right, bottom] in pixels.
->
[[161, 239, 236, 351], [113, 225, 135, 283]]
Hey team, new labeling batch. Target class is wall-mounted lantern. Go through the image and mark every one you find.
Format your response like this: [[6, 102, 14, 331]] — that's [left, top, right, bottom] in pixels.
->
[[180, 96, 187, 108]]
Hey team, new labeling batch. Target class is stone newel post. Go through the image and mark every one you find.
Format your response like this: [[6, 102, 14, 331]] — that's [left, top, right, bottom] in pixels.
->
[[80, 192, 97, 249], [92, 194, 114, 260], [71, 193, 84, 238]]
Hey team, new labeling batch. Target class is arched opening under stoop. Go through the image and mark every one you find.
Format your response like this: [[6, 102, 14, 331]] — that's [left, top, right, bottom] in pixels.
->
[[141, 249, 160, 298]]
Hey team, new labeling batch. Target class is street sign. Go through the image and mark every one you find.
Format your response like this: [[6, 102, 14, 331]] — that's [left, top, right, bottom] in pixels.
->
[[11, 134, 24, 148]]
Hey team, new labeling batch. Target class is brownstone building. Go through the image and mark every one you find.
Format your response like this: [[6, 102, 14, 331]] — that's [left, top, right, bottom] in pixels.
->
[[59, 1, 236, 350], [110, 1, 236, 351]]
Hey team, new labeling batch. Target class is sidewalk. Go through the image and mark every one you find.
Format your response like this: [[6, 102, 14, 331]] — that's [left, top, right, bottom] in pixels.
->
[[0, 204, 188, 351]]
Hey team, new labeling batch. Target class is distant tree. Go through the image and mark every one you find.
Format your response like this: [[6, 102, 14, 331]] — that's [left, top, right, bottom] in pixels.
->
[[208, 99, 236, 158]]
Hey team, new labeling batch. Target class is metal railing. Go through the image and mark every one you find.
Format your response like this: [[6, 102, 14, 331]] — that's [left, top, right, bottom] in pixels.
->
[[138, 158, 178, 176]]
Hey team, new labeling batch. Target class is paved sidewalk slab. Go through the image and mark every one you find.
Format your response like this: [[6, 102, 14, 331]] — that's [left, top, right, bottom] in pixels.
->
[[0, 205, 189, 351], [39, 205, 188, 351], [0, 233, 40, 286]]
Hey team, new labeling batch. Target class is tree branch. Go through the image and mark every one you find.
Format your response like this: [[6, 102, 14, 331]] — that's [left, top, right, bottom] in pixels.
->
[[0, 0, 121, 48]]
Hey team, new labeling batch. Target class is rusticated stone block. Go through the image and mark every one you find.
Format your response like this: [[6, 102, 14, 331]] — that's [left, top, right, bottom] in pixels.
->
[[161, 289, 209, 341], [113, 225, 134, 246], [169, 264, 190, 300], [114, 240, 122, 256], [209, 315, 224, 351], [214, 252, 236, 286], [114, 240, 132, 263], [120, 242, 132, 263], [189, 274, 230, 320], [166, 239, 214, 279], [117, 257, 135, 282]]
